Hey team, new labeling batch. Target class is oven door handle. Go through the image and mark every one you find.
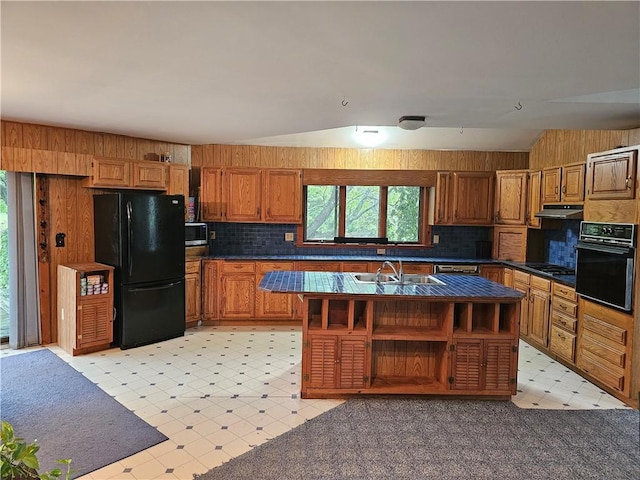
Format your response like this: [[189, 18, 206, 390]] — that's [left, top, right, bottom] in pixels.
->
[[576, 241, 633, 256]]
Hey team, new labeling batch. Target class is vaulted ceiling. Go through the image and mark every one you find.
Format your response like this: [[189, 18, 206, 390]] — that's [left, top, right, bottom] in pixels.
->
[[2, 1, 639, 151]]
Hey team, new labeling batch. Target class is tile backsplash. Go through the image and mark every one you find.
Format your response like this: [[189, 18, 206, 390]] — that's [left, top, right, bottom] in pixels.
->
[[545, 220, 580, 268], [208, 223, 493, 259]]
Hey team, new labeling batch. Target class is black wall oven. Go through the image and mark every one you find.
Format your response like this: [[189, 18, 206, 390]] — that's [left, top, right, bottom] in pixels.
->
[[575, 222, 636, 312]]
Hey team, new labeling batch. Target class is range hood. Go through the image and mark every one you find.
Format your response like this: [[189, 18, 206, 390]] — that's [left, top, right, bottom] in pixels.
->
[[534, 205, 583, 220]]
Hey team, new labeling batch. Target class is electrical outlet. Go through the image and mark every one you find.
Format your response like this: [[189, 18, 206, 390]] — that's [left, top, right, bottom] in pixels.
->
[[210, 230, 216, 240], [433, 234, 440, 244], [284, 232, 294, 241], [376, 248, 386, 255]]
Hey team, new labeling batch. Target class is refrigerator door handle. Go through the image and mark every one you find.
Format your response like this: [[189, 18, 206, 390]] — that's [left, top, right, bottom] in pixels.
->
[[129, 281, 182, 293], [126, 201, 133, 277]]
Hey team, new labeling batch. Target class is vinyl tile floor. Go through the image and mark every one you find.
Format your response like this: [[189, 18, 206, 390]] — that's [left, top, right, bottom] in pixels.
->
[[1, 325, 632, 480]]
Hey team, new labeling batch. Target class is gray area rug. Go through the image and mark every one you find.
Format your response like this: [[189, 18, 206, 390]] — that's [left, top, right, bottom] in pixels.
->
[[0, 349, 167, 478], [195, 398, 640, 480]]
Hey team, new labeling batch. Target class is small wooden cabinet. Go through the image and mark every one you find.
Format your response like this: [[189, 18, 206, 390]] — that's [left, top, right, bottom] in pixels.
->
[[84, 157, 168, 190], [201, 168, 223, 221], [512, 270, 551, 347], [526, 170, 542, 228], [541, 166, 562, 203], [585, 148, 637, 200], [541, 163, 585, 204], [224, 168, 263, 222], [255, 261, 295, 318], [168, 164, 189, 197], [450, 339, 516, 392], [494, 170, 527, 225], [480, 265, 503, 284], [185, 259, 201, 328], [57, 263, 114, 355], [263, 169, 302, 223], [434, 171, 494, 225]]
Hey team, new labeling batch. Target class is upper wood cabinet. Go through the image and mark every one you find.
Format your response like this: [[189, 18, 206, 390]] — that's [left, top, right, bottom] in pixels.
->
[[167, 164, 189, 198], [585, 148, 637, 200], [84, 157, 168, 190], [541, 163, 585, 204], [200, 167, 302, 224], [526, 170, 542, 228], [435, 171, 494, 225], [263, 169, 302, 223], [494, 170, 527, 225], [201, 168, 223, 221], [224, 168, 263, 221]]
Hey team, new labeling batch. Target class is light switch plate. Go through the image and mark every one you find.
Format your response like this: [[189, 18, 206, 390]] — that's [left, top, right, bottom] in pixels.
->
[[433, 235, 440, 244], [376, 248, 386, 255], [285, 232, 294, 241], [210, 230, 216, 240]]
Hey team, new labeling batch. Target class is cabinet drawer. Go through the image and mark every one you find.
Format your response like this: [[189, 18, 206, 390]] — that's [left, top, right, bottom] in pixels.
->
[[530, 275, 550, 291], [552, 283, 576, 301], [551, 310, 577, 333], [549, 325, 576, 363], [552, 296, 577, 317], [185, 260, 201, 274], [513, 270, 530, 285], [582, 315, 627, 346], [257, 262, 294, 274], [581, 334, 626, 368], [221, 262, 255, 274], [296, 261, 341, 272], [577, 351, 625, 392], [401, 263, 433, 274], [341, 262, 371, 273]]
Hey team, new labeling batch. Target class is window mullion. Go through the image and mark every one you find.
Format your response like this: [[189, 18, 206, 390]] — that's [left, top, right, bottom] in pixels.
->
[[379, 186, 387, 238], [338, 185, 347, 237]]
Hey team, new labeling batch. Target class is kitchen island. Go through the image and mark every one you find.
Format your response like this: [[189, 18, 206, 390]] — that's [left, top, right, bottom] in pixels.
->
[[260, 271, 524, 399]]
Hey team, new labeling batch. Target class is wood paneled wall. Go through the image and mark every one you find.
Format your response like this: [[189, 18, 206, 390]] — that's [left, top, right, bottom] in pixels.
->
[[529, 128, 640, 170], [1, 120, 190, 164], [191, 145, 530, 171]]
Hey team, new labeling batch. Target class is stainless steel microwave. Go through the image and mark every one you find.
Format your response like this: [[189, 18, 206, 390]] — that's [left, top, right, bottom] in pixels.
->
[[185, 223, 208, 246]]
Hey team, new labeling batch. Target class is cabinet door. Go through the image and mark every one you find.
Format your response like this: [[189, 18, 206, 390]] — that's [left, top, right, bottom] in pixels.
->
[[78, 297, 113, 348], [224, 168, 262, 221], [307, 336, 337, 388], [492, 226, 527, 262], [133, 161, 167, 189], [263, 169, 302, 223], [494, 171, 527, 224], [513, 282, 529, 336], [561, 163, 585, 203], [201, 168, 223, 221], [168, 164, 189, 196], [526, 171, 542, 228], [451, 339, 483, 390], [484, 340, 515, 392], [91, 158, 131, 187], [585, 150, 636, 200], [451, 172, 494, 224], [503, 268, 514, 288], [434, 172, 450, 224], [185, 272, 201, 325], [541, 167, 561, 203], [529, 288, 551, 347], [201, 260, 218, 321], [480, 265, 503, 284], [255, 262, 294, 318], [220, 274, 255, 318], [338, 337, 368, 389]]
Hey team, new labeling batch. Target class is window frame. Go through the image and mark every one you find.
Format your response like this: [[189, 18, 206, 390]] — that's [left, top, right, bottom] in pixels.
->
[[298, 183, 432, 248]]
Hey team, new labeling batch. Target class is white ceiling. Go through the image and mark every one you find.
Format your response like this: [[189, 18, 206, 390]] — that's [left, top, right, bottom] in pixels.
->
[[2, 1, 639, 152]]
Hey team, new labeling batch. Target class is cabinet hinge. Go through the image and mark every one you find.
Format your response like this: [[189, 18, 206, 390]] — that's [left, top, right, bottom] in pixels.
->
[[510, 378, 516, 385], [512, 345, 518, 353], [303, 374, 309, 382], [449, 344, 456, 351], [303, 340, 310, 348], [448, 376, 454, 384], [363, 376, 369, 383], [365, 341, 371, 349]]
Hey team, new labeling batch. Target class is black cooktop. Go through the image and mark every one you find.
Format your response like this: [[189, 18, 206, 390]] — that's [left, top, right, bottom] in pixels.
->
[[525, 263, 575, 276]]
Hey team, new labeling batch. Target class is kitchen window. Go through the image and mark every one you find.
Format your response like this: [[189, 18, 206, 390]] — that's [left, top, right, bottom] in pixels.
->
[[302, 184, 427, 246]]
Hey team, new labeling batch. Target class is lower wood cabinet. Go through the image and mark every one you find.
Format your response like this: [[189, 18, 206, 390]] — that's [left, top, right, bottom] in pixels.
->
[[202, 260, 218, 323], [255, 262, 295, 318], [480, 265, 503, 284], [57, 262, 114, 355], [301, 295, 520, 398], [185, 259, 201, 328], [549, 283, 577, 364], [219, 262, 255, 319]]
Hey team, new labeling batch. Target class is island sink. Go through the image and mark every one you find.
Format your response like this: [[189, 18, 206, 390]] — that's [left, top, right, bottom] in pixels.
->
[[351, 272, 446, 285]]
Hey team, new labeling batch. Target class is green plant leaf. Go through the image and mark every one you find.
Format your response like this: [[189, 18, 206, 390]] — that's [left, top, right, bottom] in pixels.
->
[[22, 452, 40, 470]]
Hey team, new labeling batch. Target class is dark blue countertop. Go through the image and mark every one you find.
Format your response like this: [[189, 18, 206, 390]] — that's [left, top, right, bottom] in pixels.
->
[[205, 254, 495, 263], [259, 271, 524, 301], [503, 262, 576, 287]]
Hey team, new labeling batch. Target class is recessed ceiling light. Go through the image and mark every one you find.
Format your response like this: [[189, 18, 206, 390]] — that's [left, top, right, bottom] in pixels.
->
[[398, 115, 426, 130]]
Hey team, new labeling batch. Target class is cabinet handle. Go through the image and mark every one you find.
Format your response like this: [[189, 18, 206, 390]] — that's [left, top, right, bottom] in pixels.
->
[[562, 185, 566, 193], [560, 304, 567, 310], [558, 333, 566, 340], [555, 186, 559, 194], [626, 177, 632, 189]]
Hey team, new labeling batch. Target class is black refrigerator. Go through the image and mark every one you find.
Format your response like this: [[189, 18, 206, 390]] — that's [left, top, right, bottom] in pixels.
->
[[93, 193, 185, 349]]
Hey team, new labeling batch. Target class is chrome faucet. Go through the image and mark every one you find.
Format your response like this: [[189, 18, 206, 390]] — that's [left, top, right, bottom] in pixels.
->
[[377, 260, 404, 283]]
